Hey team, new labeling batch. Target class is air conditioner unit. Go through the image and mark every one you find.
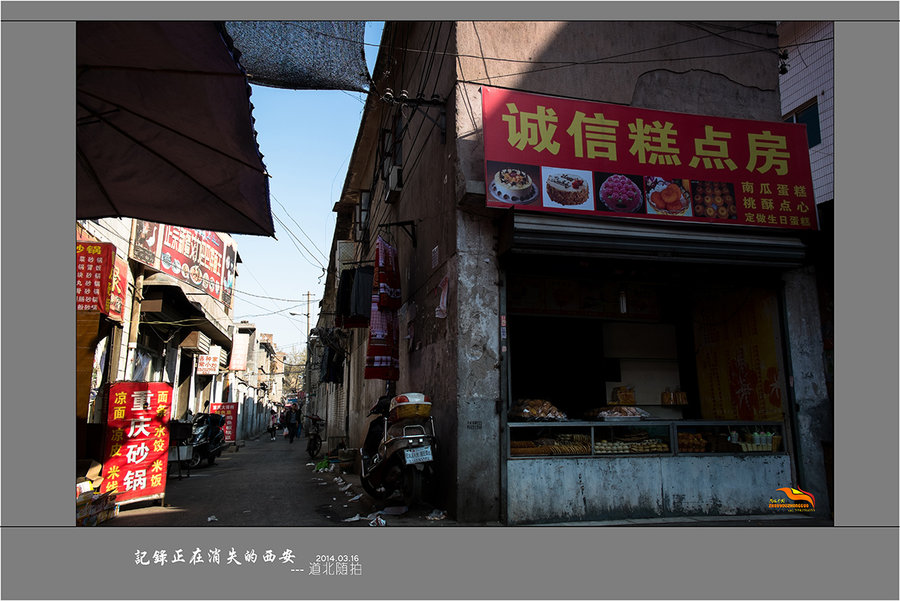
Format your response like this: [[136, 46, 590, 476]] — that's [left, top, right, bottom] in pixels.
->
[[386, 166, 403, 203], [180, 330, 211, 354], [217, 346, 229, 369]]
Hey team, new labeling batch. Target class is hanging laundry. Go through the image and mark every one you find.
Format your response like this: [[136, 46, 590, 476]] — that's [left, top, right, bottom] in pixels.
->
[[323, 348, 345, 384], [349, 265, 374, 322], [335, 268, 356, 328], [375, 236, 402, 310], [365, 236, 400, 381]]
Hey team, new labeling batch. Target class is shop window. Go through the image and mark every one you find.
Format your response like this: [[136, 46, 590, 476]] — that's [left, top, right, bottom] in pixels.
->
[[783, 99, 822, 148]]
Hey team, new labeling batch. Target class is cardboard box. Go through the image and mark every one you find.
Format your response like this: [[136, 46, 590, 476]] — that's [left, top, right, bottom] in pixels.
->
[[77, 459, 105, 491]]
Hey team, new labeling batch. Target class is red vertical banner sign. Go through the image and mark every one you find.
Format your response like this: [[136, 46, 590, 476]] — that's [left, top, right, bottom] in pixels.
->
[[76, 242, 113, 313], [106, 254, 128, 322], [76, 242, 128, 320], [101, 382, 172, 504], [210, 402, 238, 443]]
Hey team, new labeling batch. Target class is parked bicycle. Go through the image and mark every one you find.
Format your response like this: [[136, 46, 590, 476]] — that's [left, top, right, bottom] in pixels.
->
[[304, 415, 325, 459]]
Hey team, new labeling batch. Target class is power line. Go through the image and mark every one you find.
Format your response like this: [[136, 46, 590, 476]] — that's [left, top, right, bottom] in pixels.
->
[[297, 20, 820, 79], [232, 289, 321, 303], [271, 194, 330, 263], [272, 211, 327, 270], [236, 302, 306, 319]]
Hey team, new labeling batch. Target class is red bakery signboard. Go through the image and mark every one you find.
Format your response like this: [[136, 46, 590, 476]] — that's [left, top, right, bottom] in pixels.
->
[[101, 382, 172, 504], [482, 86, 817, 230]]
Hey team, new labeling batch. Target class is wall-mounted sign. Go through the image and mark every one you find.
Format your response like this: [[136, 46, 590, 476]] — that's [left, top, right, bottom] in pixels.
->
[[130, 220, 238, 304], [76, 242, 127, 320], [210, 402, 238, 443], [101, 382, 172, 504], [196, 354, 220, 375], [482, 86, 817, 230], [228, 332, 250, 371]]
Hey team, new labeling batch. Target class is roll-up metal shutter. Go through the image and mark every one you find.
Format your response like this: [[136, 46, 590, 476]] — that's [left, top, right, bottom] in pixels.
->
[[502, 213, 811, 267]]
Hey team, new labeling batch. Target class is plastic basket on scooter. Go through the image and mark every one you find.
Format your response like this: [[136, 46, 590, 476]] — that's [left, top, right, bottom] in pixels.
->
[[388, 393, 432, 422]]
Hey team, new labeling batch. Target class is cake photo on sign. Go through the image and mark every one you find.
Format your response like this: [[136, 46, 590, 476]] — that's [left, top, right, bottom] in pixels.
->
[[645, 176, 692, 216], [487, 161, 539, 204], [596, 172, 644, 213], [542, 167, 593, 209], [690, 180, 737, 220]]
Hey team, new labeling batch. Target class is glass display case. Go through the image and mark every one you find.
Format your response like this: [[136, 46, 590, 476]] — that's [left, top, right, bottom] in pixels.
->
[[508, 420, 785, 457]]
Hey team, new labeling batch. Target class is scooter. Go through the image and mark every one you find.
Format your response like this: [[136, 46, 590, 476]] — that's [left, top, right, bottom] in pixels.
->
[[360, 393, 438, 506], [181, 404, 227, 469]]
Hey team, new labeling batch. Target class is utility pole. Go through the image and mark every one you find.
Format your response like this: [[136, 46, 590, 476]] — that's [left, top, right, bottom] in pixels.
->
[[306, 291, 311, 338]]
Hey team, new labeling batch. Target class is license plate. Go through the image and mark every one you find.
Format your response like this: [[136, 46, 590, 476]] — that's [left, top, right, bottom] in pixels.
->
[[404, 445, 433, 464]]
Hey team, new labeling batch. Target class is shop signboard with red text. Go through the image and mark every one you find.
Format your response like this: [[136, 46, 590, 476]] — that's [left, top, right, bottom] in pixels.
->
[[75, 242, 127, 320], [482, 86, 817, 230], [101, 382, 172, 504], [130, 220, 238, 305], [210, 402, 238, 443], [196, 353, 220, 375]]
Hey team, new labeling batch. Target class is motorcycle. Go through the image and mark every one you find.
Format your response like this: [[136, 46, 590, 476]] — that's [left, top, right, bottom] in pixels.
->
[[360, 393, 438, 506], [181, 405, 227, 469]]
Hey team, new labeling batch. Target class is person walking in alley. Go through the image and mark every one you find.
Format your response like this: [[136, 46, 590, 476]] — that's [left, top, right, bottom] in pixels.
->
[[286, 405, 299, 444], [267, 409, 278, 441]]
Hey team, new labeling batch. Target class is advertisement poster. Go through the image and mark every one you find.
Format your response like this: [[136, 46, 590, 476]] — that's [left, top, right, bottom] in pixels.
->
[[130, 220, 236, 302], [101, 382, 172, 504], [210, 402, 238, 443], [482, 86, 817, 230], [76, 242, 126, 319]]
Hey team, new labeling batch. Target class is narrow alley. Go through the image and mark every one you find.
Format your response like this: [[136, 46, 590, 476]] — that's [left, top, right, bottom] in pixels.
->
[[102, 432, 454, 528]]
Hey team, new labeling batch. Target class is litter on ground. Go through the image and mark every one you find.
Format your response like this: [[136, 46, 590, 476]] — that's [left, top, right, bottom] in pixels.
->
[[380, 505, 408, 515]]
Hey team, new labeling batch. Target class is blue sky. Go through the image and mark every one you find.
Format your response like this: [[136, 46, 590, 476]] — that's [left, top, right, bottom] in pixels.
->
[[231, 22, 383, 355]]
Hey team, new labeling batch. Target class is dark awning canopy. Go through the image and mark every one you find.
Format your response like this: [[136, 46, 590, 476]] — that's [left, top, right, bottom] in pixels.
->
[[76, 21, 275, 237], [142, 272, 232, 347]]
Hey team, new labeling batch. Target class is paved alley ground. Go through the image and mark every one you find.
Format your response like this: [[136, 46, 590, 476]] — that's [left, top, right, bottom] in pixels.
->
[[102, 432, 456, 528]]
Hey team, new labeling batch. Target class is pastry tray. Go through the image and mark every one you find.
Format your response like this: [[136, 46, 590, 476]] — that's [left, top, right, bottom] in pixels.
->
[[601, 416, 642, 421]]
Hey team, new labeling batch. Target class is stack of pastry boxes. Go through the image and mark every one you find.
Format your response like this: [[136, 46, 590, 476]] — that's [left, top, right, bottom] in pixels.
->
[[388, 393, 432, 422]]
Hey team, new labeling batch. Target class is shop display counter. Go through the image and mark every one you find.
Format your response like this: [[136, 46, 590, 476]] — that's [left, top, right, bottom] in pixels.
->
[[508, 420, 785, 458], [506, 419, 791, 524]]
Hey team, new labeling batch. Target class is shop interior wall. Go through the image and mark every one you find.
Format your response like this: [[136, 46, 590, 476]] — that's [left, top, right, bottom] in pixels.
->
[[504, 256, 792, 421]]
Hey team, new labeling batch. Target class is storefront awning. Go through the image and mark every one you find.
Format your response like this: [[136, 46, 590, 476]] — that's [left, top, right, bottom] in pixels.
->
[[142, 273, 232, 347], [501, 212, 811, 268], [76, 22, 274, 237]]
